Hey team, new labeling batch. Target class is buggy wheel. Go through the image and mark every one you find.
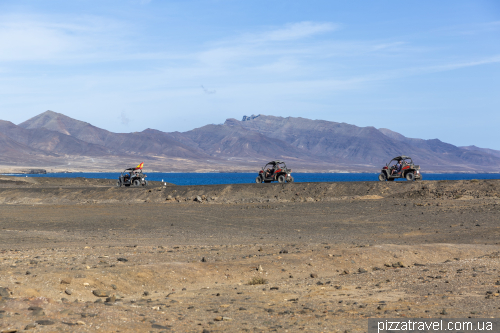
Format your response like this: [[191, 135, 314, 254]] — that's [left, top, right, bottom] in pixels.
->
[[142, 180, 148, 186], [378, 173, 387, 181], [278, 175, 286, 183], [116, 180, 122, 187], [133, 179, 141, 186], [406, 172, 415, 181], [287, 176, 294, 183], [255, 176, 263, 184]]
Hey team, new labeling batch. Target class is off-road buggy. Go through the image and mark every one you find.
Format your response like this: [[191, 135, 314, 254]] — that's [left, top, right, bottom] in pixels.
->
[[256, 161, 294, 184], [378, 156, 422, 181], [117, 168, 148, 187]]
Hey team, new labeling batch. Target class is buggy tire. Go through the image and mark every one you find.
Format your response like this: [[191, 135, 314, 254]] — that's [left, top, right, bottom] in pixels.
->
[[378, 173, 387, 181], [406, 172, 415, 181], [287, 176, 294, 183], [255, 176, 263, 184], [278, 175, 286, 183], [143, 180, 148, 186], [133, 179, 141, 187], [116, 180, 122, 187]]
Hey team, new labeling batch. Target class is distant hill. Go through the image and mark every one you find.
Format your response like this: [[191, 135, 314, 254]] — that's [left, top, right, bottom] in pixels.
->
[[460, 145, 500, 159], [18, 111, 213, 159], [232, 115, 500, 171], [1, 111, 500, 173], [0, 119, 110, 156]]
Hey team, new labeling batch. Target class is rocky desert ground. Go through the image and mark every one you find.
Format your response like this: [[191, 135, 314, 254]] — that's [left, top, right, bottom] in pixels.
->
[[0, 176, 500, 333]]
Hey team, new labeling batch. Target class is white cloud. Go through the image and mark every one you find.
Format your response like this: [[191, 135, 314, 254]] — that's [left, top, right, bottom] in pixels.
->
[[0, 14, 129, 62], [250, 21, 338, 43]]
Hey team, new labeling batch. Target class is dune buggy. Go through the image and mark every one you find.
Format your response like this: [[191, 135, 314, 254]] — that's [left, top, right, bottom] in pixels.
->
[[378, 155, 422, 181], [117, 168, 148, 187], [256, 161, 294, 184]]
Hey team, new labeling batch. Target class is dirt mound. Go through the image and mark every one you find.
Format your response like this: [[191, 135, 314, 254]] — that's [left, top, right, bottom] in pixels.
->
[[162, 179, 500, 204], [0, 175, 169, 188], [0, 177, 498, 205]]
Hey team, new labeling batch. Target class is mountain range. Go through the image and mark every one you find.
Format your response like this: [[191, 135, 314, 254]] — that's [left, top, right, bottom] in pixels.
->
[[0, 110, 499, 173]]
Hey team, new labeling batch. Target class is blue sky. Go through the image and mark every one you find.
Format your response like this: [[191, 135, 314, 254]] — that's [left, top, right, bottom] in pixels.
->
[[0, 0, 499, 149]]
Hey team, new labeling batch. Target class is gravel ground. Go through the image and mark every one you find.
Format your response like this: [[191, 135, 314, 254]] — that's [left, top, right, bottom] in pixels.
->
[[0, 177, 499, 332]]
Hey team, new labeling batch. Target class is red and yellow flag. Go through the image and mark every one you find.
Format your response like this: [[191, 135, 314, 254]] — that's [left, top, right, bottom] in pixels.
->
[[135, 162, 144, 170]]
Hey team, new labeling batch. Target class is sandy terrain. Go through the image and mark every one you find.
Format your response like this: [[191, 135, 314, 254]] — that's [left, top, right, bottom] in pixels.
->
[[0, 176, 499, 332]]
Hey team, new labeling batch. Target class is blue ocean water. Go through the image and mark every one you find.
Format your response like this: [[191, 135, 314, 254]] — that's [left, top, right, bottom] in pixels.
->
[[6, 172, 500, 186]]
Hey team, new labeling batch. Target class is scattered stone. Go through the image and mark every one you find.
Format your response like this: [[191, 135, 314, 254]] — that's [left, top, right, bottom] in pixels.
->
[[279, 249, 288, 254], [60, 278, 72, 285], [105, 295, 116, 303], [0, 287, 10, 298], [310, 273, 318, 278], [258, 265, 263, 271], [92, 290, 110, 297], [117, 258, 128, 262], [65, 289, 72, 295], [270, 287, 279, 290], [35, 320, 55, 326], [152, 324, 172, 329], [358, 268, 368, 273], [28, 306, 42, 311], [81, 313, 97, 318], [24, 323, 37, 330], [143, 291, 150, 296], [201, 257, 207, 262]]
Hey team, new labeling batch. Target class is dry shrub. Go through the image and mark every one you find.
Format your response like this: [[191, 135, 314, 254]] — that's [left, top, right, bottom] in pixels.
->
[[248, 276, 268, 285]]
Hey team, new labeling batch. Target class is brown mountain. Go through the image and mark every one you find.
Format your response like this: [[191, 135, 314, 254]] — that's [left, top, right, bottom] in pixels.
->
[[2, 111, 500, 172], [460, 145, 500, 159], [232, 115, 500, 171], [18, 111, 212, 160], [19, 110, 111, 146], [0, 120, 110, 156], [169, 124, 320, 162], [0, 132, 47, 164]]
